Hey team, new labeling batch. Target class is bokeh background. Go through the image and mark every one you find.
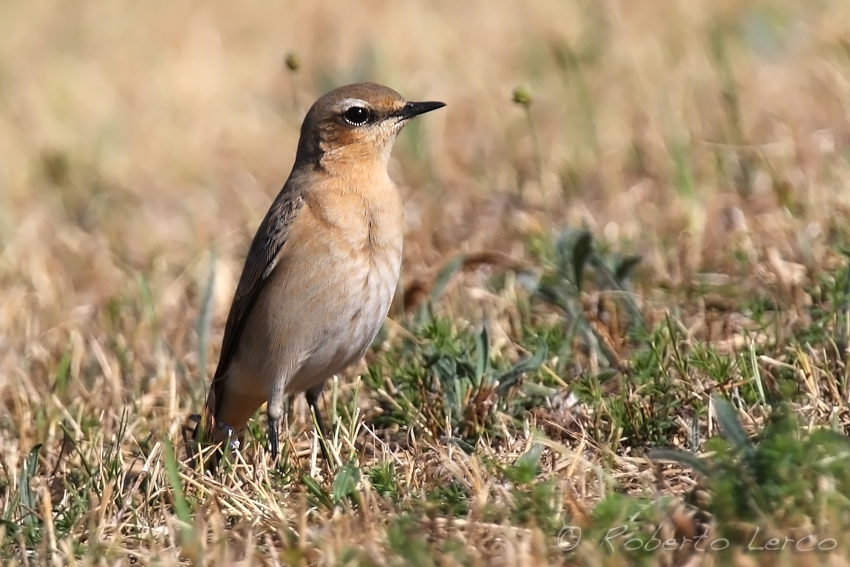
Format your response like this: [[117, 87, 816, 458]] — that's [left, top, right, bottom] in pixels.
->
[[4, 0, 850, 331], [2, 0, 850, 563]]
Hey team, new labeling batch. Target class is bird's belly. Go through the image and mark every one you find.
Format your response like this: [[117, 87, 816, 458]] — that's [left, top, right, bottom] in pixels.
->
[[287, 257, 399, 393], [234, 235, 402, 397]]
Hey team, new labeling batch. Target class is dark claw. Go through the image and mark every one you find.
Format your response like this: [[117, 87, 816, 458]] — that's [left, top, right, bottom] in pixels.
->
[[268, 419, 279, 460]]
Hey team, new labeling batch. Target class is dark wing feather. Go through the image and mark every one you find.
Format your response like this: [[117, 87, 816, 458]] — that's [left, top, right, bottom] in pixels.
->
[[206, 178, 307, 418]]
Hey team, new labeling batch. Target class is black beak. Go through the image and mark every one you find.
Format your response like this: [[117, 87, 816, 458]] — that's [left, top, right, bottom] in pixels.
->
[[394, 100, 446, 120]]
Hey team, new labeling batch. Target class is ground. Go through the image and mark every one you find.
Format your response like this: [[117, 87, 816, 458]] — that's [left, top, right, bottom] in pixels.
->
[[2, 1, 850, 565]]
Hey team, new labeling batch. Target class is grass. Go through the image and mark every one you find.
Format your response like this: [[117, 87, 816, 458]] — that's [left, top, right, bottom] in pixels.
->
[[2, 0, 850, 565]]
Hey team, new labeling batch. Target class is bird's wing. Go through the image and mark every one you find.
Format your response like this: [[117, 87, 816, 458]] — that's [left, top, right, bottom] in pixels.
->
[[205, 177, 307, 422]]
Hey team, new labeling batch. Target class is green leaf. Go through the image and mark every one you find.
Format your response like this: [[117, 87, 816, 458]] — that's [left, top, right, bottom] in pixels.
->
[[54, 350, 71, 395], [332, 461, 361, 505], [535, 283, 569, 311], [614, 254, 642, 283], [497, 340, 548, 392], [446, 438, 476, 453], [303, 475, 334, 510], [648, 448, 713, 478], [430, 254, 465, 304], [162, 440, 191, 525], [504, 443, 544, 484], [712, 394, 755, 454], [474, 325, 490, 387], [572, 231, 593, 291], [17, 445, 41, 530], [163, 440, 201, 557], [416, 254, 466, 328], [516, 443, 544, 470], [594, 369, 620, 383], [0, 519, 21, 537]]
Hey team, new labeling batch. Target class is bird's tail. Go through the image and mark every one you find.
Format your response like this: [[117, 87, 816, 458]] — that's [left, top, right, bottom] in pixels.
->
[[181, 391, 222, 470], [198, 390, 218, 443]]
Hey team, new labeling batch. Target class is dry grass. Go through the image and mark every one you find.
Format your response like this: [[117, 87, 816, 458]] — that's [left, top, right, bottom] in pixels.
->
[[2, 0, 850, 565]]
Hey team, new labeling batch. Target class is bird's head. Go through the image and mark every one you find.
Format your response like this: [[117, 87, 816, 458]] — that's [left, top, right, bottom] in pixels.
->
[[294, 83, 444, 175]]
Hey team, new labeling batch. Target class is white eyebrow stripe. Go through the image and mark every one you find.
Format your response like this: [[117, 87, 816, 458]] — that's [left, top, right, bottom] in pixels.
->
[[339, 98, 369, 110]]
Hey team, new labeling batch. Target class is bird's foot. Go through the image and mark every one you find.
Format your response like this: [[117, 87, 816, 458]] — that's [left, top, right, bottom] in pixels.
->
[[216, 421, 240, 451]]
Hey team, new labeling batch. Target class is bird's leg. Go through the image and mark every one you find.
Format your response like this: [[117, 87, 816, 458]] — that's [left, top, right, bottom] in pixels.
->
[[306, 385, 333, 464], [267, 384, 284, 461], [185, 413, 239, 466], [190, 419, 238, 473]]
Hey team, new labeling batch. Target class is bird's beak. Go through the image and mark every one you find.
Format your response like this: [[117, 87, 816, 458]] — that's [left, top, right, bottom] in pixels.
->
[[394, 101, 446, 121]]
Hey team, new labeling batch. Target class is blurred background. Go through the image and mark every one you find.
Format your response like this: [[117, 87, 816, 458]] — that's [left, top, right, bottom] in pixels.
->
[[2, 0, 850, 415]]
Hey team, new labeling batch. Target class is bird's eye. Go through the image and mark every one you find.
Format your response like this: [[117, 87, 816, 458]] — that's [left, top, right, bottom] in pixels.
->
[[343, 106, 371, 126]]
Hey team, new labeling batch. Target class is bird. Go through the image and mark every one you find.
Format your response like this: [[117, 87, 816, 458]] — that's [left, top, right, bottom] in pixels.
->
[[194, 82, 445, 463]]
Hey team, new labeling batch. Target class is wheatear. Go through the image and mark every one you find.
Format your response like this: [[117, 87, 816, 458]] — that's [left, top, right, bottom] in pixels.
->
[[195, 82, 444, 461]]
